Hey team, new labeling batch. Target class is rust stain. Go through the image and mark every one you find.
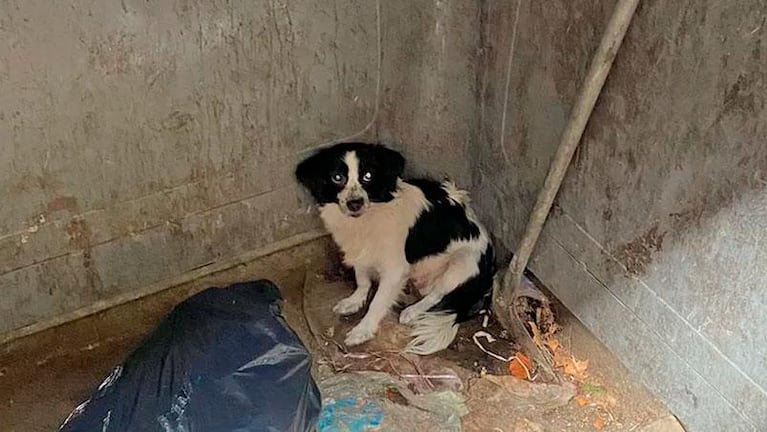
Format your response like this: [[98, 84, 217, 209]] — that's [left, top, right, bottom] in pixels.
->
[[65, 219, 89, 250], [66, 217, 103, 293], [615, 224, 666, 276], [46, 195, 79, 213]]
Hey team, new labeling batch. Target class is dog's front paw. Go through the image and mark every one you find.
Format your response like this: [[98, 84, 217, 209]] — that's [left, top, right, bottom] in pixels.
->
[[332, 295, 366, 315], [398, 305, 422, 324], [344, 322, 376, 346]]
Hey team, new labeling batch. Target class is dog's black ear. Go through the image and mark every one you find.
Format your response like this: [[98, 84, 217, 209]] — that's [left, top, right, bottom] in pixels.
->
[[296, 148, 323, 189], [295, 151, 327, 198], [295, 152, 317, 186], [373, 145, 405, 178]]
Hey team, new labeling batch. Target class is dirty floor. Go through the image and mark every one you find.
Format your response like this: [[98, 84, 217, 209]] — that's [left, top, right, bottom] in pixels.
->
[[0, 238, 681, 431]]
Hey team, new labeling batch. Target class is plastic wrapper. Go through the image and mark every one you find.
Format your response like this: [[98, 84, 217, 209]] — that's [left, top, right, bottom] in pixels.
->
[[318, 371, 467, 432], [59, 279, 321, 432]]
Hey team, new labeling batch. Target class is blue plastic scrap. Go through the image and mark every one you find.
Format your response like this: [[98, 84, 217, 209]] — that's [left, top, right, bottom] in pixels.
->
[[318, 397, 384, 432], [59, 280, 321, 432]]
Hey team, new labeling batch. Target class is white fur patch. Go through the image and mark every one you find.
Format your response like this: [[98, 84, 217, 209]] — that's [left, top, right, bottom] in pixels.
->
[[442, 180, 470, 205], [337, 151, 369, 213], [320, 181, 428, 270], [404, 312, 459, 355]]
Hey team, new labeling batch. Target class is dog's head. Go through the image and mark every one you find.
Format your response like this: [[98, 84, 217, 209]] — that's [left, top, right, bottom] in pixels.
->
[[296, 143, 405, 217]]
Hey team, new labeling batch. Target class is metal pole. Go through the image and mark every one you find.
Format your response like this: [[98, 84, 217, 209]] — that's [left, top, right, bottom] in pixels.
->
[[499, 0, 641, 304]]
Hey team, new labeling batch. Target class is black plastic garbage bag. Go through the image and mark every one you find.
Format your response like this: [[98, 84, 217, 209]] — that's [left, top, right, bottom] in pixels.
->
[[59, 279, 321, 432]]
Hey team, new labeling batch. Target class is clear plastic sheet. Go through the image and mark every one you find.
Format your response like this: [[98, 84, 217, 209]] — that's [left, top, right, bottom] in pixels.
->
[[318, 371, 467, 432], [59, 280, 321, 432]]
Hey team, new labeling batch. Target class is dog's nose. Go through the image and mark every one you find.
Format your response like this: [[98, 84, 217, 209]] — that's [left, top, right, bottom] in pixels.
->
[[346, 198, 364, 212]]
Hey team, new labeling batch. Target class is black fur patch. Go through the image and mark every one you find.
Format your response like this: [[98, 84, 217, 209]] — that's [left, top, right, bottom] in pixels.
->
[[404, 178, 481, 264], [429, 246, 496, 322], [295, 142, 405, 205]]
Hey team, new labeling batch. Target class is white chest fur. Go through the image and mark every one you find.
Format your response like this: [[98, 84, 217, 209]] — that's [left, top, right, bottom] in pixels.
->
[[319, 182, 428, 271]]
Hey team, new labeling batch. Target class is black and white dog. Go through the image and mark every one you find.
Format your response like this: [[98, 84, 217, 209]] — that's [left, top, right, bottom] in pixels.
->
[[296, 143, 495, 354]]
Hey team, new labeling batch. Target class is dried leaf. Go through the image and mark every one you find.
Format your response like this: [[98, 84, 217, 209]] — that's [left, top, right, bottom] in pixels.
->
[[508, 353, 533, 380], [574, 395, 589, 406], [593, 415, 605, 430], [545, 337, 560, 352], [562, 357, 589, 382], [552, 349, 569, 368], [554, 352, 590, 382], [528, 321, 544, 348]]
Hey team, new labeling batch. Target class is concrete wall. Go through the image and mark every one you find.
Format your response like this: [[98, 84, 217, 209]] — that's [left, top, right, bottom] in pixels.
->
[[0, 0, 478, 338], [473, 1, 767, 431], [5, 0, 764, 429]]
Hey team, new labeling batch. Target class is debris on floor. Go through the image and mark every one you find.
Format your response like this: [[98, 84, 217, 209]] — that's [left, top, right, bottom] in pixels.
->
[[318, 371, 467, 432], [303, 267, 585, 430], [301, 258, 676, 431], [0, 240, 676, 431], [462, 373, 576, 430]]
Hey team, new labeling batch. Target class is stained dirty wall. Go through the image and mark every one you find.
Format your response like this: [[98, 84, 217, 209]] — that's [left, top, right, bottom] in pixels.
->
[[473, 1, 767, 431], [0, 0, 478, 338]]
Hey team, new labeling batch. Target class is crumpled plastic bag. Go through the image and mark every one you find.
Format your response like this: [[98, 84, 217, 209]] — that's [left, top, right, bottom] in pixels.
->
[[462, 374, 576, 431], [318, 371, 468, 432], [59, 280, 321, 432]]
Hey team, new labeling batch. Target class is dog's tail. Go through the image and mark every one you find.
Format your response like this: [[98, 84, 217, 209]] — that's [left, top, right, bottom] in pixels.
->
[[403, 311, 459, 355]]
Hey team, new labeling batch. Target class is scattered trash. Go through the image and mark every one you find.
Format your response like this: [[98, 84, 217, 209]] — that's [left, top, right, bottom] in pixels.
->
[[553, 347, 589, 382], [540, 333, 590, 382], [319, 371, 467, 432], [528, 321, 546, 349], [304, 264, 656, 430], [480, 374, 576, 410], [514, 281, 559, 339], [400, 367, 464, 393], [472, 331, 513, 362], [480, 310, 490, 328], [318, 397, 384, 432], [462, 372, 577, 430]]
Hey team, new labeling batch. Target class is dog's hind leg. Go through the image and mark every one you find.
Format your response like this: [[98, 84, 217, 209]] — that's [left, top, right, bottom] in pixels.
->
[[401, 250, 482, 355], [399, 250, 479, 324]]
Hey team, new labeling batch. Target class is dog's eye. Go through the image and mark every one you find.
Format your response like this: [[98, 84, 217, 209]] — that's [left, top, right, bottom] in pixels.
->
[[361, 172, 373, 183], [331, 173, 346, 185]]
